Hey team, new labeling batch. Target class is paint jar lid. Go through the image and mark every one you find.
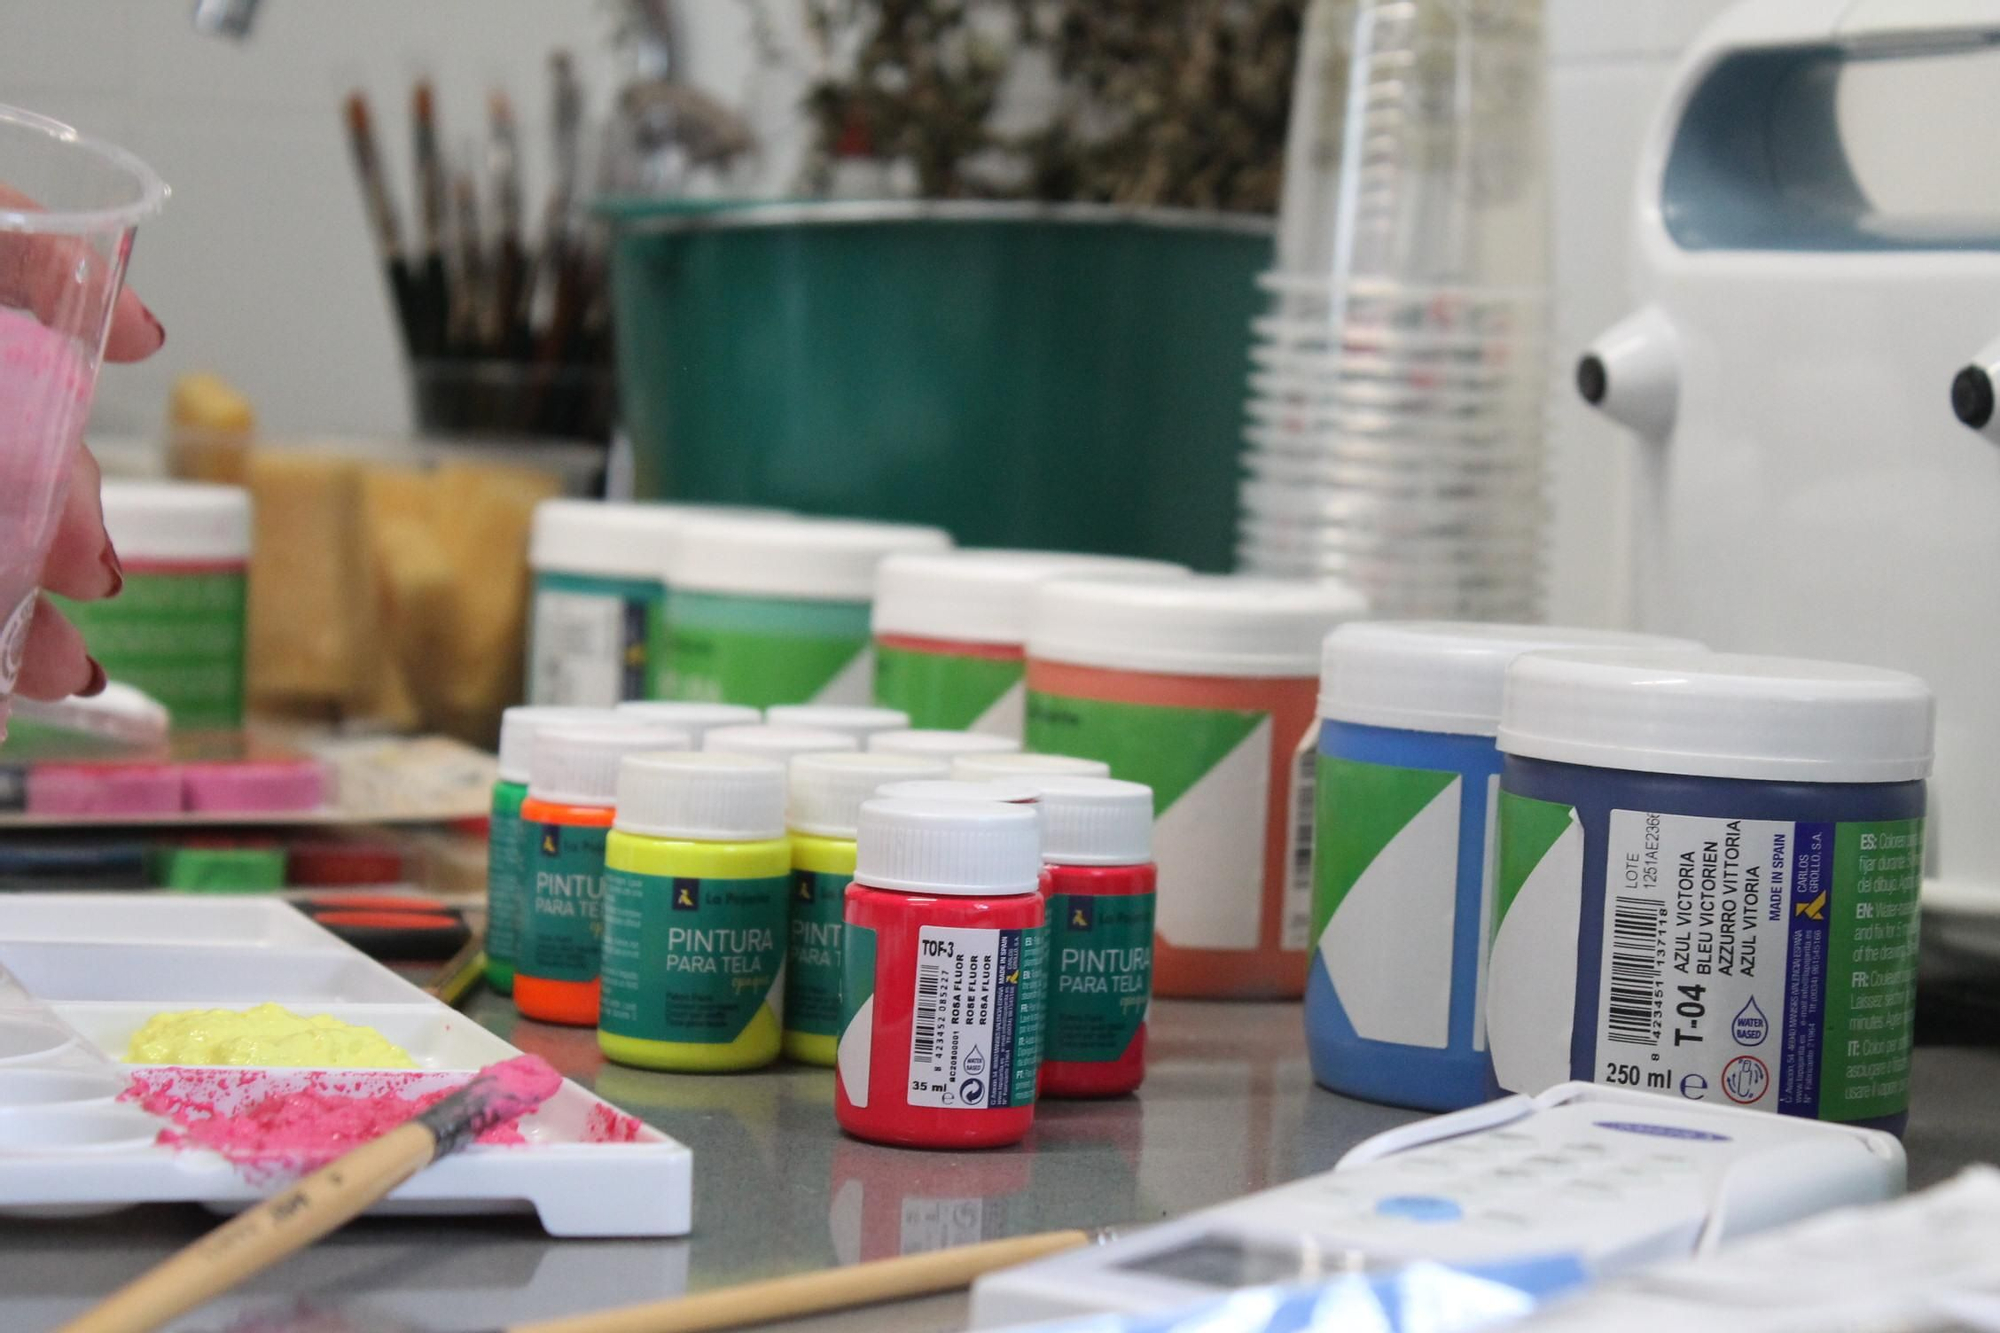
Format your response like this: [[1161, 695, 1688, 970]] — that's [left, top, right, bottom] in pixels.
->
[[868, 730, 1022, 761], [952, 752, 1110, 782], [613, 701, 761, 744], [1035, 777, 1154, 865], [529, 499, 777, 581], [789, 752, 952, 839], [100, 480, 251, 561], [498, 705, 619, 784], [702, 725, 858, 762], [665, 514, 951, 602], [1498, 649, 1936, 783], [876, 778, 1042, 805], [856, 797, 1042, 896], [872, 549, 1189, 645], [764, 704, 911, 741], [528, 724, 693, 806], [615, 752, 788, 841], [1029, 575, 1368, 679], [1320, 622, 1708, 738]]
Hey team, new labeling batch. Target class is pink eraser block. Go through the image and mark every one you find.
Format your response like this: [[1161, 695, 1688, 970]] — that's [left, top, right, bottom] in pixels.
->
[[180, 759, 327, 814], [27, 764, 184, 816]]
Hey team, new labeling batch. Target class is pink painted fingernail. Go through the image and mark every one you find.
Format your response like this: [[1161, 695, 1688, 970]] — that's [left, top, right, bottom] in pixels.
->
[[80, 657, 107, 698], [101, 540, 124, 598]]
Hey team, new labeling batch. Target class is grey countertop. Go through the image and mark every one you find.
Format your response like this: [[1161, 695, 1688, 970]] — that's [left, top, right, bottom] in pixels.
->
[[4, 995, 1997, 1333]]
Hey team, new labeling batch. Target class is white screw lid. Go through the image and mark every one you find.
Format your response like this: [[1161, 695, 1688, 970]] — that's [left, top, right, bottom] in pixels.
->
[[1497, 649, 1936, 784], [764, 704, 911, 741], [952, 752, 1110, 781], [1320, 622, 1709, 737], [100, 481, 251, 561], [703, 724, 859, 762], [788, 751, 952, 838], [665, 514, 951, 602], [497, 706, 620, 783], [1034, 777, 1154, 865], [529, 499, 781, 580], [872, 548, 1189, 645], [1029, 575, 1369, 678], [614, 701, 761, 743], [868, 729, 1023, 760], [855, 797, 1043, 896], [615, 752, 788, 841], [875, 778, 1043, 805], [528, 725, 693, 806]]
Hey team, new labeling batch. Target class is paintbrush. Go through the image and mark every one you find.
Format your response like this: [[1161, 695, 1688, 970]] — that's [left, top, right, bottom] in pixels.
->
[[56, 1054, 564, 1333], [340, 92, 418, 355], [487, 89, 527, 354], [410, 79, 449, 358], [449, 157, 488, 354]]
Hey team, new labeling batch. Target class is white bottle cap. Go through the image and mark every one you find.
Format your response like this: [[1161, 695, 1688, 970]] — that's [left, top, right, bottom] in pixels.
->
[[788, 752, 952, 839], [1029, 575, 1368, 679], [614, 752, 788, 841], [100, 481, 252, 562], [702, 724, 859, 762], [528, 725, 693, 806], [868, 729, 1023, 760], [497, 706, 620, 784], [855, 797, 1042, 896], [1319, 622, 1709, 738], [1497, 649, 1936, 783], [614, 701, 761, 744], [872, 549, 1188, 645], [665, 514, 952, 602], [875, 778, 1042, 806], [764, 704, 911, 741], [952, 752, 1111, 781], [529, 499, 781, 581], [1034, 777, 1154, 865]]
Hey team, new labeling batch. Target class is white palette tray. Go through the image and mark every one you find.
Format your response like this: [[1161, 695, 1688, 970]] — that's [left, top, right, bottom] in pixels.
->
[[0, 893, 691, 1237]]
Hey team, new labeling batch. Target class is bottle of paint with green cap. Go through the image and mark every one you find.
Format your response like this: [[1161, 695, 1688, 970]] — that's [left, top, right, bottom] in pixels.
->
[[783, 751, 951, 1065], [488, 705, 610, 993], [599, 752, 793, 1071]]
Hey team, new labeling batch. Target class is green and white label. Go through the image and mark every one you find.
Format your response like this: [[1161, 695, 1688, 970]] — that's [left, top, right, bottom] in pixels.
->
[[600, 870, 788, 1044], [58, 568, 247, 728], [1028, 692, 1271, 951], [785, 869, 849, 1039], [485, 788, 528, 968], [874, 645, 1025, 735], [1313, 755, 1464, 1050], [907, 924, 1046, 1109], [528, 571, 662, 706], [523, 822, 608, 982], [1047, 893, 1154, 1062], [1487, 791, 1583, 1096], [664, 591, 872, 708], [838, 923, 879, 1107]]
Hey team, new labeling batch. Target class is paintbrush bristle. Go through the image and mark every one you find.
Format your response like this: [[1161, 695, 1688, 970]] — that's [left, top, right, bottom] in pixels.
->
[[411, 1054, 562, 1160], [344, 92, 371, 136], [413, 81, 435, 124]]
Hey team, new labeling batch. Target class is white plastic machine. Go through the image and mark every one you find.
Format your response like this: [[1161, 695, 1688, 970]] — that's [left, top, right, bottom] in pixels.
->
[[1578, 0, 2000, 906]]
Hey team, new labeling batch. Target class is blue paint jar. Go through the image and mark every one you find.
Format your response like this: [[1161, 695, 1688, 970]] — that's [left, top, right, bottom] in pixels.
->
[[1490, 649, 1933, 1134], [1306, 622, 1699, 1111]]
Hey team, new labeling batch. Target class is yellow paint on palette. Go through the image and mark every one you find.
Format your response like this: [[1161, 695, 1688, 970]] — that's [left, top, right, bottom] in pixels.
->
[[124, 1002, 417, 1068]]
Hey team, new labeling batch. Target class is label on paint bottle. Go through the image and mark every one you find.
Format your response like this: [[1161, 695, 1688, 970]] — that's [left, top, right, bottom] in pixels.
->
[[874, 645, 1025, 733], [906, 924, 1046, 1110], [787, 869, 850, 1038], [599, 871, 788, 1043], [1047, 893, 1154, 1062], [525, 823, 608, 981], [1589, 812, 1921, 1120], [486, 796, 528, 968], [529, 573, 659, 706], [839, 923, 879, 1107], [1283, 729, 1319, 952], [1487, 792, 1584, 1097], [663, 591, 873, 707]]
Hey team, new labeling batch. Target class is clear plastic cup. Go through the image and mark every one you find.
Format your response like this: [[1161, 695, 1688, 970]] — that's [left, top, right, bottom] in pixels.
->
[[0, 106, 165, 734]]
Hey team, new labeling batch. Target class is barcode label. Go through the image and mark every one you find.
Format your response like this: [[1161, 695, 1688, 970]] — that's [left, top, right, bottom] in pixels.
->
[[1604, 895, 1666, 1047], [906, 925, 1029, 1110], [1281, 730, 1318, 952], [911, 964, 944, 1062]]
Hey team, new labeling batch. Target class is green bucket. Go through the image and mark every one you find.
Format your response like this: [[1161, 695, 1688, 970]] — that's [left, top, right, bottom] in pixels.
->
[[604, 201, 1270, 572]]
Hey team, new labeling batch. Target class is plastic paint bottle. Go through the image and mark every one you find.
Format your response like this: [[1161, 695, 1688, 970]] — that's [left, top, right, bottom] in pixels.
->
[[872, 549, 1188, 736], [702, 725, 859, 764], [661, 515, 950, 708], [837, 797, 1048, 1149], [869, 730, 1022, 763], [488, 705, 611, 993], [598, 752, 792, 1072], [1490, 649, 1932, 1133], [1307, 622, 1702, 1112], [516, 723, 692, 1026], [765, 704, 911, 744], [614, 700, 760, 746], [1035, 777, 1156, 1099], [1025, 575, 1367, 1000], [952, 752, 1111, 782], [784, 751, 952, 1066]]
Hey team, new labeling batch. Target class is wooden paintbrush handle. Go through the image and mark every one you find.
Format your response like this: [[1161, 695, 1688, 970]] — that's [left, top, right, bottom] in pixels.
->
[[57, 1121, 438, 1333], [509, 1229, 1092, 1333]]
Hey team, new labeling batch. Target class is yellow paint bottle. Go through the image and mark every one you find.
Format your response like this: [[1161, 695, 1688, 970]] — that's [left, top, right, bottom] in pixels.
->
[[598, 752, 791, 1072], [782, 752, 949, 1065]]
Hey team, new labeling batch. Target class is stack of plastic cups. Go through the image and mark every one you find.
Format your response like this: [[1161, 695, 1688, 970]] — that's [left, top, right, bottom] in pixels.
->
[[1236, 0, 1550, 621]]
